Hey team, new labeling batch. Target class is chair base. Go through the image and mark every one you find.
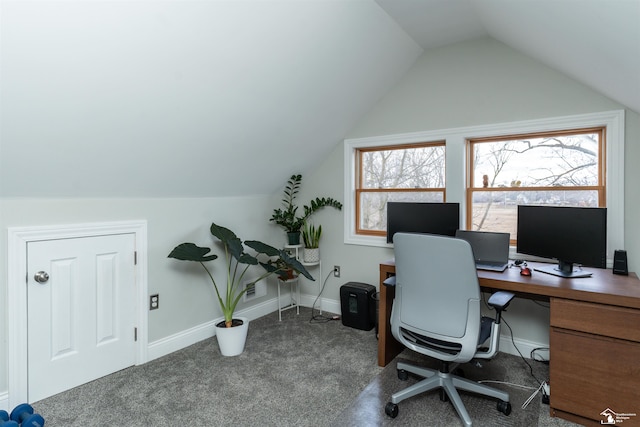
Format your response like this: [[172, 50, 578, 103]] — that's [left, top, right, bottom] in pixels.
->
[[388, 360, 511, 426]]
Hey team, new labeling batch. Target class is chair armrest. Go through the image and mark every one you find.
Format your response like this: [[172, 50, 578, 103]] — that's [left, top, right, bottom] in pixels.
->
[[383, 275, 396, 287], [487, 291, 515, 323], [488, 291, 514, 311]]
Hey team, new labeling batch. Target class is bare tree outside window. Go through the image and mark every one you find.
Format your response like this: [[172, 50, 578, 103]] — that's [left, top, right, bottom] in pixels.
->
[[356, 142, 446, 236], [468, 128, 605, 241]]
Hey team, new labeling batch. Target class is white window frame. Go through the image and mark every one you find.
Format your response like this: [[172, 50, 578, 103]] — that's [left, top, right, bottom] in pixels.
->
[[344, 110, 624, 266]]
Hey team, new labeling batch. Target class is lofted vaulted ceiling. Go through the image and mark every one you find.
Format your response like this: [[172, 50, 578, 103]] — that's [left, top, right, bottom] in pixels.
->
[[376, 0, 640, 115], [1, 0, 638, 198]]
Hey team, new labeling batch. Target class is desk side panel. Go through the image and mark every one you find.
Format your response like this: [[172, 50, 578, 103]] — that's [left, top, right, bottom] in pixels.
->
[[378, 263, 404, 367]]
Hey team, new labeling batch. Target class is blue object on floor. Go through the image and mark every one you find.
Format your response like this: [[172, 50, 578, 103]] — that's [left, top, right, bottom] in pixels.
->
[[10, 403, 45, 427]]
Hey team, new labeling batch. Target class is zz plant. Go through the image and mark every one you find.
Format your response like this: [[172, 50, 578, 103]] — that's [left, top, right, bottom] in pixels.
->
[[270, 174, 342, 235]]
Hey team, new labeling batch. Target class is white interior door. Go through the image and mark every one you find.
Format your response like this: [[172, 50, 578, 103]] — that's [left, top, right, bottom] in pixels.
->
[[27, 233, 137, 402]]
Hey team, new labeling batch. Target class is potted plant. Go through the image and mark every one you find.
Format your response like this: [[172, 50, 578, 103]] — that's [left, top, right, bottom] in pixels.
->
[[270, 174, 342, 245], [168, 222, 313, 356], [302, 222, 321, 263], [269, 258, 298, 280]]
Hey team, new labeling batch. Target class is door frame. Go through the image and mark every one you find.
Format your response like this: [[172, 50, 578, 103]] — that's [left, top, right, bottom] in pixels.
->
[[7, 220, 148, 407]]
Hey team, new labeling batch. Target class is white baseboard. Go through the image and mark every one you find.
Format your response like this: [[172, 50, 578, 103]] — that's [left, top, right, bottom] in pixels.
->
[[299, 294, 341, 315], [146, 299, 279, 362], [498, 334, 549, 361], [145, 292, 340, 363], [0, 391, 8, 411]]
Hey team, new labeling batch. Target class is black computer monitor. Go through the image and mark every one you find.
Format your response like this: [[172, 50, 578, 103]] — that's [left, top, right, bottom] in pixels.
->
[[517, 205, 607, 278], [386, 202, 460, 243]]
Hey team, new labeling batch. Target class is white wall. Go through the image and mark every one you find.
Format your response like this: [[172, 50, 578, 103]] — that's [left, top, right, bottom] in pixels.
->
[[0, 195, 286, 401], [302, 37, 640, 355]]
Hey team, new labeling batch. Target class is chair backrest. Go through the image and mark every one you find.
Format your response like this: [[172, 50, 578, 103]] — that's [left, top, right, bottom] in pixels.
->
[[391, 232, 481, 362]]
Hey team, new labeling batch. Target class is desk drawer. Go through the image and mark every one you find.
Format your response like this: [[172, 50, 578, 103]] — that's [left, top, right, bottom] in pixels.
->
[[550, 328, 640, 423], [551, 298, 640, 342]]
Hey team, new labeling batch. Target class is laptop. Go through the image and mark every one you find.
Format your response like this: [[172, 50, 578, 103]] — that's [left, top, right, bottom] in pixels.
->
[[455, 230, 510, 272]]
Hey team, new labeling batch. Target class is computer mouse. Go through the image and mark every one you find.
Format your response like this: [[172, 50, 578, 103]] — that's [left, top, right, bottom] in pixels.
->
[[520, 267, 532, 276]]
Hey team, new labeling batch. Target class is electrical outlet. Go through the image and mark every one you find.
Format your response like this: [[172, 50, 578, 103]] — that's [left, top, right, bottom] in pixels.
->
[[149, 294, 159, 310], [334, 265, 340, 277]]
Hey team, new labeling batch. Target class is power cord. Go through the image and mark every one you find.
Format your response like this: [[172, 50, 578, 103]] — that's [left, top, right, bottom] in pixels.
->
[[309, 269, 340, 324], [477, 295, 550, 405], [502, 316, 550, 404], [477, 379, 544, 409], [530, 347, 550, 364], [502, 317, 542, 385]]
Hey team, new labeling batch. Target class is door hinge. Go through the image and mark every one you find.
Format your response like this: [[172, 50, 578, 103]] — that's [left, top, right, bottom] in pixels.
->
[[134, 327, 138, 342], [134, 251, 138, 265]]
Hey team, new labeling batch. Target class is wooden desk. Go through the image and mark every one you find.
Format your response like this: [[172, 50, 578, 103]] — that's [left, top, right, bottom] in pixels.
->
[[378, 260, 640, 426]]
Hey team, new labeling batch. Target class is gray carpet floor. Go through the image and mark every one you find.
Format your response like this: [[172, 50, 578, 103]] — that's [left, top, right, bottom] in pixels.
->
[[33, 307, 578, 426]]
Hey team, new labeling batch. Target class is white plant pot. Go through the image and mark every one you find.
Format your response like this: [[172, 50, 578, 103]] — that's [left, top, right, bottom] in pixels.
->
[[215, 316, 249, 356], [303, 247, 320, 263]]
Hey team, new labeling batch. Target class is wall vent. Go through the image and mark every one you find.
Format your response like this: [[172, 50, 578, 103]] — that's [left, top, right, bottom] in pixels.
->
[[243, 278, 267, 302]]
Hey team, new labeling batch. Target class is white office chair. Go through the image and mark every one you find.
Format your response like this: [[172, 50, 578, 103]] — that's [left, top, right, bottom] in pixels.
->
[[384, 233, 515, 426]]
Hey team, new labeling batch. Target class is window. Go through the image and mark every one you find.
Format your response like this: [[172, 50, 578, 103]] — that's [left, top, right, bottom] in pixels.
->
[[467, 128, 606, 242], [355, 142, 446, 237], [344, 110, 623, 259]]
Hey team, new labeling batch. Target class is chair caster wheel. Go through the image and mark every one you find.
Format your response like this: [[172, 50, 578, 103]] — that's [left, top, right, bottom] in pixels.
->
[[497, 400, 512, 415], [439, 388, 449, 402], [385, 402, 399, 418], [397, 369, 408, 381]]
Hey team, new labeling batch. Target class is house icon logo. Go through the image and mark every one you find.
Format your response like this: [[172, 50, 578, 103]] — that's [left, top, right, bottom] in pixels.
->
[[601, 408, 638, 424], [601, 408, 617, 424]]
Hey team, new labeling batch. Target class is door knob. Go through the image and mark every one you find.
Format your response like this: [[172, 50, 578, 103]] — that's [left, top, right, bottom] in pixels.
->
[[34, 271, 50, 283]]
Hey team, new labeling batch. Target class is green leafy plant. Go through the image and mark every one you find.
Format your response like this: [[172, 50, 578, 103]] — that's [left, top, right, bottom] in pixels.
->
[[270, 174, 342, 234], [168, 222, 313, 327], [302, 222, 322, 249]]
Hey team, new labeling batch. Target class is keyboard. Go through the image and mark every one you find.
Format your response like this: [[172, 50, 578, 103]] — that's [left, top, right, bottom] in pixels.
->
[[475, 261, 508, 272]]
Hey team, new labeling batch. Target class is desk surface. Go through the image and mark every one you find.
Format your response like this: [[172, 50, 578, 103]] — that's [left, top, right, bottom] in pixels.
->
[[380, 260, 640, 309]]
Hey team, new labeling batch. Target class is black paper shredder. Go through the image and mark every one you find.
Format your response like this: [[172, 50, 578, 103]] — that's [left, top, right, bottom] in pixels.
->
[[340, 282, 376, 331]]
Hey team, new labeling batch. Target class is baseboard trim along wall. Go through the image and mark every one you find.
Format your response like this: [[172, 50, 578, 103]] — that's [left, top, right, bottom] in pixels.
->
[[147, 292, 547, 364], [146, 299, 279, 362], [0, 391, 9, 412]]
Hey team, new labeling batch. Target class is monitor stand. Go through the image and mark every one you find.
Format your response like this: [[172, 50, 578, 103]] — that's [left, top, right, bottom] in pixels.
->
[[534, 261, 593, 278]]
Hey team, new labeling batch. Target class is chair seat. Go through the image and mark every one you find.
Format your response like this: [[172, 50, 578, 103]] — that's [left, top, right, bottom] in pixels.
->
[[400, 328, 462, 354], [400, 316, 494, 356]]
